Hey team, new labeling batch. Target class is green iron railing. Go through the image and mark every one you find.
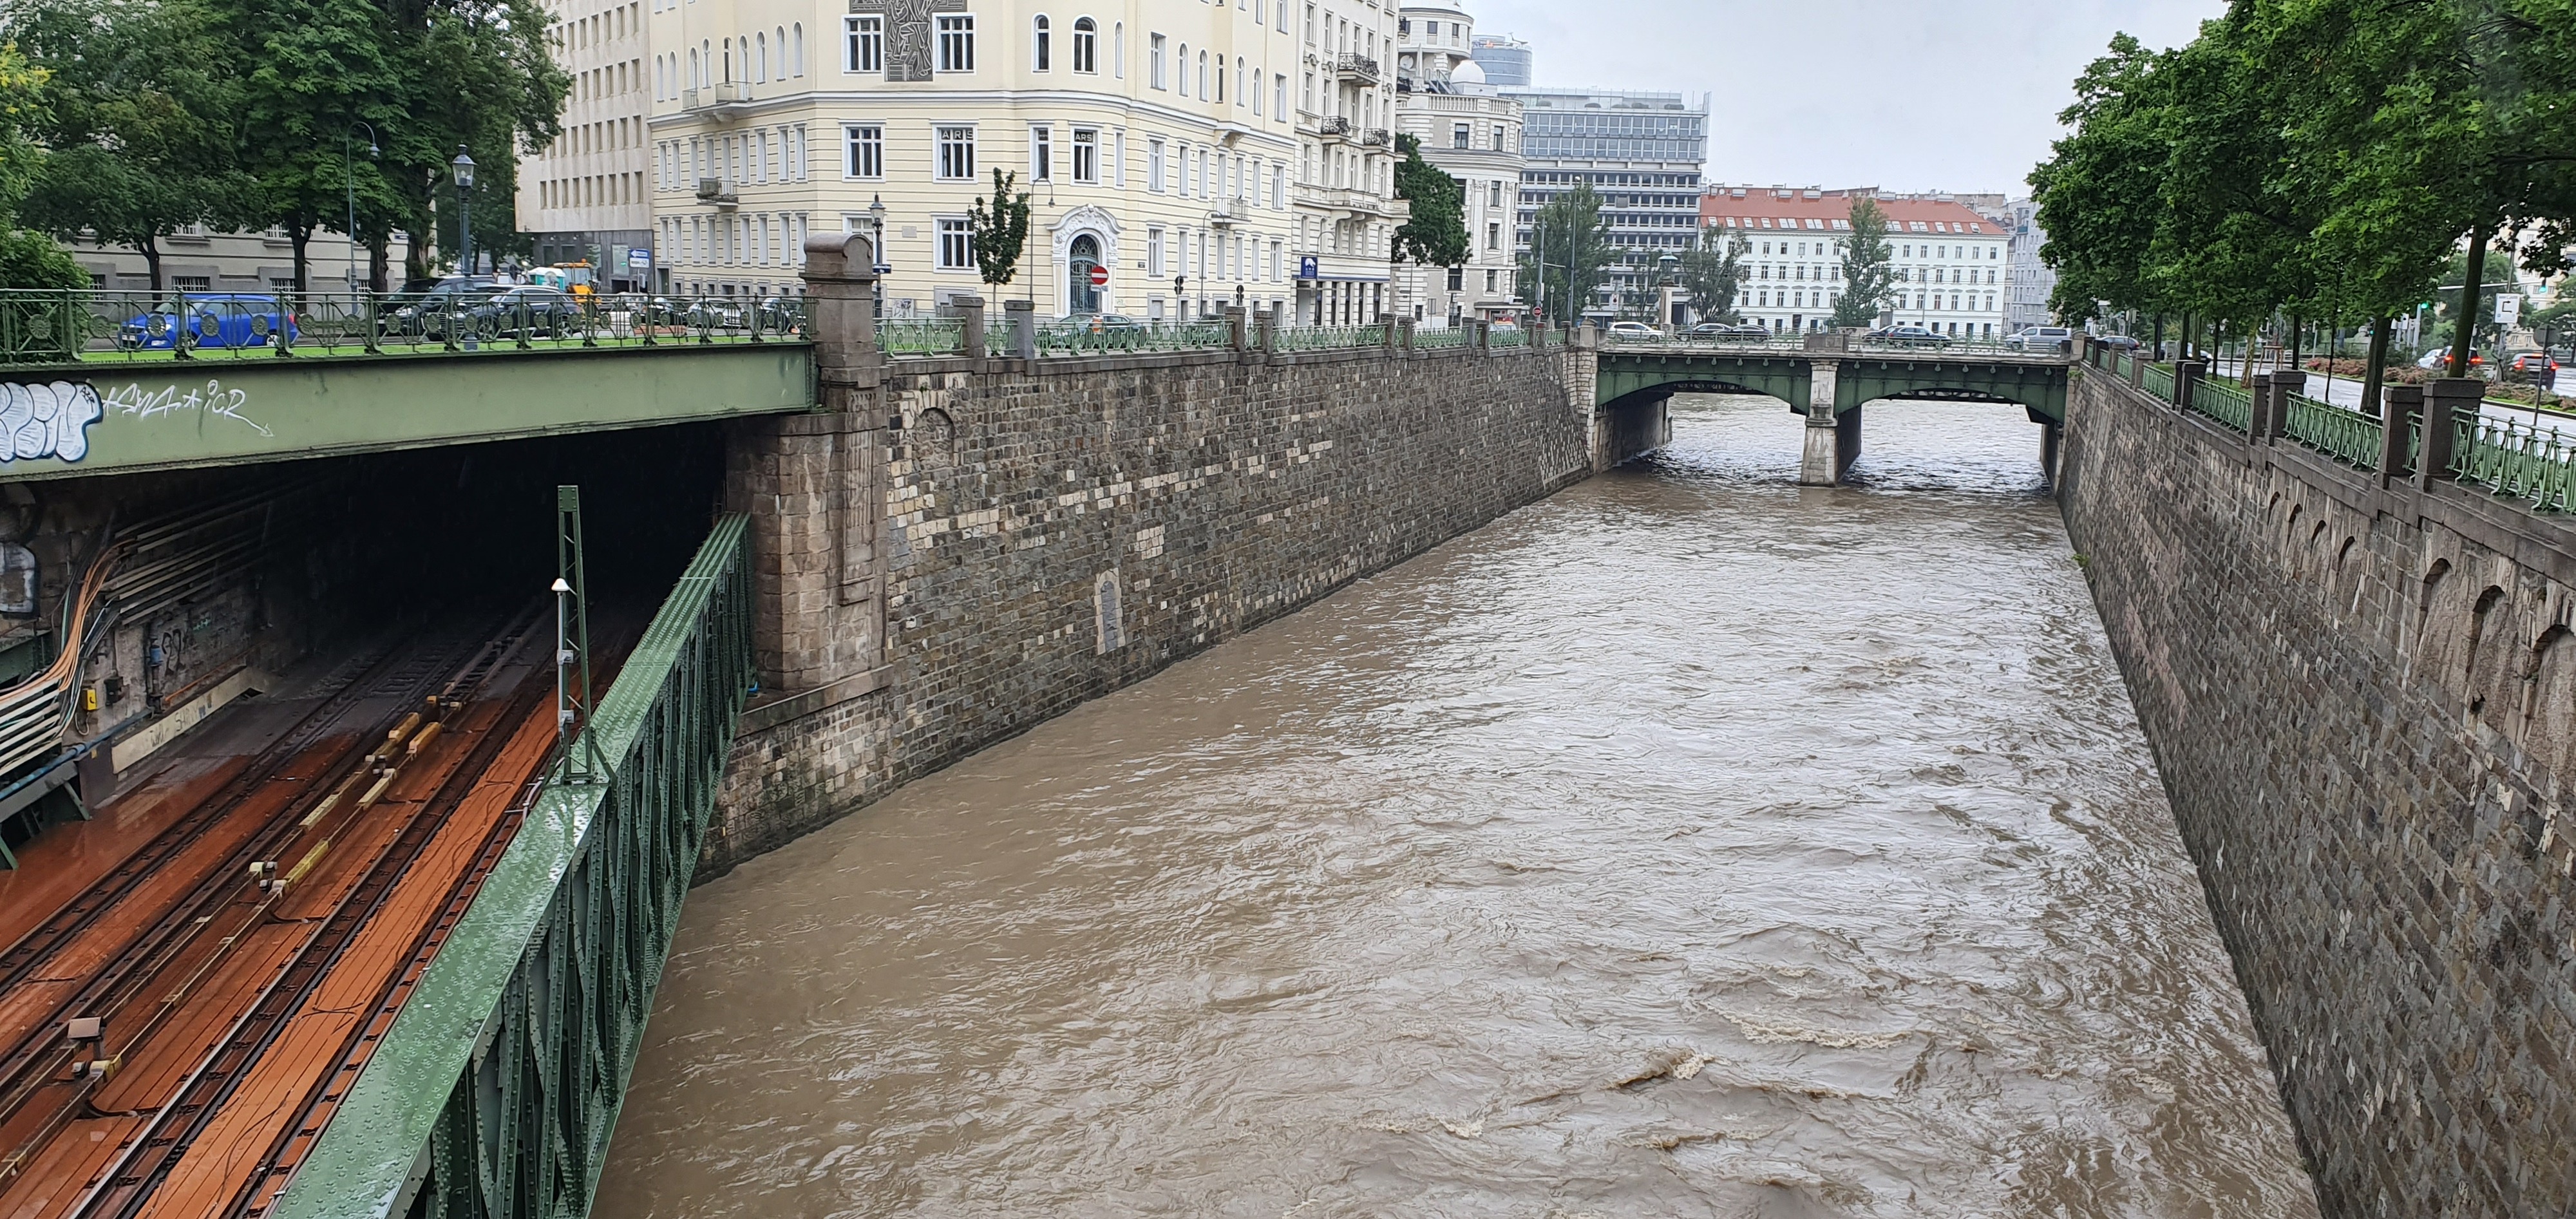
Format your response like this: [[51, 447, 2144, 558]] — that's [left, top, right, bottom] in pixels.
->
[[2282, 393, 2383, 467], [2143, 363, 2176, 402], [271, 513, 755, 1219], [2193, 377, 2254, 430], [876, 318, 968, 356], [1488, 327, 1528, 349], [1032, 319, 1231, 355], [0, 288, 803, 367], [1413, 327, 1472, 351], [1274, 323, 1387, 352], [2451, 414, 2576, 513]]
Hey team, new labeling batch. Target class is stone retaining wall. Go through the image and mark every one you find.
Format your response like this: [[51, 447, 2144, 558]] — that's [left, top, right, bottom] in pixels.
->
[[2056, 368, 2576, 1215], [708, 341, 1588, 874]]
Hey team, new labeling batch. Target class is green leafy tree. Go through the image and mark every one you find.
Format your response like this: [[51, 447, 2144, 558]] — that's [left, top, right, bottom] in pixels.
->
[[1833, 197, 1899, 328], [1517, 182, 1614, 327], [2030, 34, 2177, 324], [966, 167, 1031, 288], [1390, 133, 1468, 267], [227, 0, 402, 288], [358, 0, 566, 285], [9, 0, 251, 291], [1674, 226, 1744, 323]]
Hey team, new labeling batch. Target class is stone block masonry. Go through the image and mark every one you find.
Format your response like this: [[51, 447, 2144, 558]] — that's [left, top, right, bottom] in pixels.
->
[[2056, 368, 2576, 1216], [708, 243, 1592, 878]]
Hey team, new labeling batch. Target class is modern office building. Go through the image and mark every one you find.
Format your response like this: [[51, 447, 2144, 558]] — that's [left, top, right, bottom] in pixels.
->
[[639, 0, 1329, 323], [1698, 186, 2008, 337], [1467, 32, 1529, 87], [1505, 86, 1708, 320], [2000, 197, 2058, 332], [1392, 1, 1522, 325], [518, 0, 657, 290]]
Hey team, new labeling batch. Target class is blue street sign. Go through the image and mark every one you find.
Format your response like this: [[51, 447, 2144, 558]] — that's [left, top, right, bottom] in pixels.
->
[[1299, 256, 1319, 281]]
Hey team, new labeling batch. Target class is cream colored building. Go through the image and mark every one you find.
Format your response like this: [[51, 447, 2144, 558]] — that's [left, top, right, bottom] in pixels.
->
[[1292, 0, 1406, 324], [518, 0, 656, 288], [641, 0, 1340, 322], [1391, 0, 1518, 326]]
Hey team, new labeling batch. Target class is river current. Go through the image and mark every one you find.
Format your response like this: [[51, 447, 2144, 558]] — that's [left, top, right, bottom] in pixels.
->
[[596, 395, 2320, 1218]]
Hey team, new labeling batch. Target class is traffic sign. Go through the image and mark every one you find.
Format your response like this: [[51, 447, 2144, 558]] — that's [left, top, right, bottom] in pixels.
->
[[1299, 256, 1319, 281], [2497, 293, 2523, 325], [1088, 264, 1110, 287], [627, 249, 652, 270]]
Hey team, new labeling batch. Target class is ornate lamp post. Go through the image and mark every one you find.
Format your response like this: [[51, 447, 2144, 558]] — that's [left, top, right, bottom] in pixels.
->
[[868, 194, 888, 314], [345, 123, 379, 292], [450, 146, 477, 277]]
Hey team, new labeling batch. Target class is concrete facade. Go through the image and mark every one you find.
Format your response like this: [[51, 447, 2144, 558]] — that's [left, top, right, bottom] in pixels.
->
[[2057, 367, 2576, 1215], [705, 236, 1590, 871]]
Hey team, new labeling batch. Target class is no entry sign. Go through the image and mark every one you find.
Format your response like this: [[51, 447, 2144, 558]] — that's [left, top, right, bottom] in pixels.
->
[[1088, 265, 1110, 287]]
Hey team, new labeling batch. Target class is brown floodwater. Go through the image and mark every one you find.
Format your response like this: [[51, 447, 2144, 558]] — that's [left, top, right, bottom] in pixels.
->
[[595, 395, 2320, 1218]]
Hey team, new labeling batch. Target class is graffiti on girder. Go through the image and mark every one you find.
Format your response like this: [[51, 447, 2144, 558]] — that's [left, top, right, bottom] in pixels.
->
[[102, 379, 271, 437], [0, 380, 104, 464]]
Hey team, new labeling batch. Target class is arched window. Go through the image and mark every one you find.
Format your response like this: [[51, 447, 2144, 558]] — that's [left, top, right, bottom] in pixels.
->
[[1032, 15, 1050, 70], [687, 48, 700, 89], [1235, 56, 1245, 105], [1197, 50, 1208, 99], [1112, 22, 1122, 77], [791, 23, 804, 76], [1072, 17, 1095, 73], [721, 37, 733, 82], [1177, 43, 1188, 97], [755, 32, 768, 82]]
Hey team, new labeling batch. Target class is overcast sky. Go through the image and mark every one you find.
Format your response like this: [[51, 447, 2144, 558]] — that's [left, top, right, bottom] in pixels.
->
[[1464, 0, 2225, 198]]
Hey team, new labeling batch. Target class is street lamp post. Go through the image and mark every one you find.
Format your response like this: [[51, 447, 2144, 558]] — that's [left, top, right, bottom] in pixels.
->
[[867, 194, 888, 316], [451, 146, 477, 278], [345, 123, 379, 293]]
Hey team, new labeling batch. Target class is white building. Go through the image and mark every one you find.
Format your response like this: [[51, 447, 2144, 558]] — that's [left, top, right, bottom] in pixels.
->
[[2000, 198, 2056, 332], [639, 0, 1338, 323], [518, 0, 656, 290], [1698, 187, 2008, 337], [64, 227, 412, 295], [1392, 1, 1520, 326], [1293, 0, 1408, 324]]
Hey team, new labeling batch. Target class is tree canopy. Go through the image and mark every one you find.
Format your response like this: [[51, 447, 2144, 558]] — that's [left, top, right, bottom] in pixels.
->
[[1675, 225, 1743, 323], [1390, 134, 1469, 269], [1833, 198, 1898, 328], [1518, 182, 1614, 327], [2030, 0, 2576, 369]]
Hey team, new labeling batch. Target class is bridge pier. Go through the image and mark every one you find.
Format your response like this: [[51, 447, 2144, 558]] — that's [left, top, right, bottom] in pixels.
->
[[2040, 422, 2062, 486], [1797, 359, 1859, 486]]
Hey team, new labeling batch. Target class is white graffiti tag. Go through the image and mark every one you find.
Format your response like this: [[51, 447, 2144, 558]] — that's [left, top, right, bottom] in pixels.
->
[[0, 381, 106, 464], [102, 379, 271, 437]]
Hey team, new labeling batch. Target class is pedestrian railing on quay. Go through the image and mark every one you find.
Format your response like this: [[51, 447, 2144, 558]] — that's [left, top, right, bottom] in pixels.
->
[[2143, 363, 2177, 403], [1273, 323, 1387, 352], [1413, 327, 1473, 351], [2193, 378, 2255, 431], [1488, 327, 1529, 349], [2283, 393, 2383, 468], [1028, 319, 1232, 356], [876, 317, 969, 356], [2450, 415, 2576, 514], [269, 514, 755, 1219], [0, 288, 807, 367]]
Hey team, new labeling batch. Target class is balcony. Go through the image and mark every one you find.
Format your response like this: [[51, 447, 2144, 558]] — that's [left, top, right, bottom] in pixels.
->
[[682, 82, 752, 118], [1334, 54, 1381, 86], [1360, 128, 1390, 147], [1316, 115, 1352, 138], [696, 178, 738, 209], [1208, 200, 1244, 227]]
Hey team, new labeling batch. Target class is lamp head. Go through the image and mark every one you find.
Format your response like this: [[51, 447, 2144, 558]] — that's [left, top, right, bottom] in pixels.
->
[[451, 146, 477, 190]]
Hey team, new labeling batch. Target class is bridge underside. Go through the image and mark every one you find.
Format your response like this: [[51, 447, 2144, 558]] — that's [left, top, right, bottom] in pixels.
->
[[1595, 352, 2069, 424]]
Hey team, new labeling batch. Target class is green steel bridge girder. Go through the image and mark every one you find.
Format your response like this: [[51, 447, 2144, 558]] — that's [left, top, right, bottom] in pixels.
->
[[0, 345, 816, 482], [1595, 352, 2069, 423]]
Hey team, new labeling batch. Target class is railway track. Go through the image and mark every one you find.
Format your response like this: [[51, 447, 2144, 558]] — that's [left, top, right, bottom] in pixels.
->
[[0, 605, 553, 1214]]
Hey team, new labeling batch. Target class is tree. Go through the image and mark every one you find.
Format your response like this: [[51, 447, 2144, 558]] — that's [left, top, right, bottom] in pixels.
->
[[1833, 197, 1899, 328], [966, 167, 1031, 288], [355, 0, 566, 285], [1517, 182, 1613, 327], [2030, 34, 2177, 324], [8, 0, 251, 291], [1674, 225, 1743, 323], [227, 0, 402, 289], [1390, 133, 1468, 268]]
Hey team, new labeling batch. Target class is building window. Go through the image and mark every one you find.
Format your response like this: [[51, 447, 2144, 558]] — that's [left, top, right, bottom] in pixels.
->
[[1030, 125, 1052, 180], [1275, 73, 1287, 118], [1452, 123, 1469, 150], [1485, 269, 1498, 292], [1148, 138, 1166, 191], [1236, 56, 1246, 106], [1487, 222, 1500, 252], [1072, 128, 1098, 183], [1492, 124, 1505, 151], [846, 16, 880, 72], [1446, 267, 1463, 292], [936, 126, 976, 179], [1150, 33, 1166, 88], [1197, 50, 1208, 99], [1072, 17, 1096, 72], [1032, 15, 1049, 70], [792, 23, 804, 75], [936, 15, 974, 72], [937, 218, 972, 269]]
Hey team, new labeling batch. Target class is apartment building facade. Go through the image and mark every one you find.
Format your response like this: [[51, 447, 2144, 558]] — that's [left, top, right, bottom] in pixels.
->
[[1390, 1, 1520, 326], [1698, 187, 2009, 337], [1292, 0, 1407, 324], [638, 0, 1325, 322], [518, 0, 657, 289], [2000, 197, 2057, 332]]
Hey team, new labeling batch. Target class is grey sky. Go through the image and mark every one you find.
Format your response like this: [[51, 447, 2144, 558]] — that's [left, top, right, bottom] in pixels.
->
[[1464, 1, 2224, 198]]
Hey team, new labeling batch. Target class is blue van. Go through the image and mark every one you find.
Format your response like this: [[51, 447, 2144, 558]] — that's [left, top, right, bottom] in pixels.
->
[[117, 294, 300, 350]]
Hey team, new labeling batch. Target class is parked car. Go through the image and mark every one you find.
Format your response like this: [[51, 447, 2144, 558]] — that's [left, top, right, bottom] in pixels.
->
[[1606, 321, 1664, 341], [1685, 322, 1768, 340], [388, 277, 503, 335], [1870, 325, 1947, 346], [2006, 325, 2075, 350], [2505, 350, 2559, 379], [2094, 334, 2141, 351], [1061, 312, 1149, 332], [468, 286, 583, 336], [2415, 347, 2485, 371], [117, 294, 299, 350]]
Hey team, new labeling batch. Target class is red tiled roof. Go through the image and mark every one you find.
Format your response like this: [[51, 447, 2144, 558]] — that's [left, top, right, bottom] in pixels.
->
[[1696, 190, 1997, 237]]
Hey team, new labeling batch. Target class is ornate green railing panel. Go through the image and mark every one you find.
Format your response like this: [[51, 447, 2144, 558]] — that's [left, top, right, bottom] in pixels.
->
[[1031, 320, 1230, 355], [876, 319, 967, 356], [2282, 394, 2383, 467], [1275, 323, 1387, 352], [2451, 415, 2576, 513], [1488, 328, 1528, 349], [2193, 378, 2253, 430], [1414, 327, 1472, 351], [2143, 363, 2175, 402], [271, 514, 755, 1219]]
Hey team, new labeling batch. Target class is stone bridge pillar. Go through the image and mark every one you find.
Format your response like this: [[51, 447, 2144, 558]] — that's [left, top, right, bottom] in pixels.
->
[[726, 233, 892, 709], [1798, 359, 1857, 486]]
